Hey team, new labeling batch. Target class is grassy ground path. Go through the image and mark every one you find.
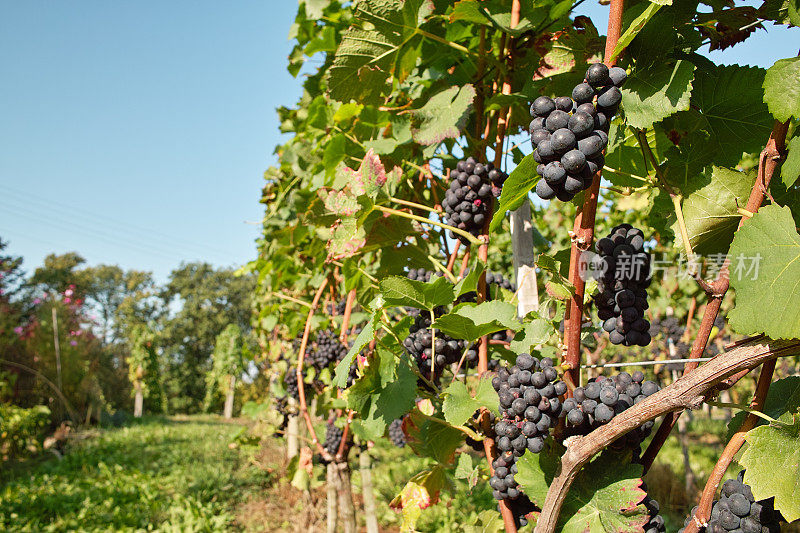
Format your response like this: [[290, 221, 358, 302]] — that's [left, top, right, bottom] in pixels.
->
[[0, 416, 272, 532]]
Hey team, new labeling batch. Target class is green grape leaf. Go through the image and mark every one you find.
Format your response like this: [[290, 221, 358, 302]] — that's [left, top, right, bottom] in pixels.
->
[[453, 262, 485, 297], [346, 344, 417, 441], [728, 377, 800, 437], [435, 301, 523, 341], [728, 204, 800, 339], [405, 408, 465, 464], [741, 415, 800, 522], [763, 57, 800, 122], [509, 318, 555, 354], [781, 135, 800, 188], [449, 0, 550, 36], [334, 316, 377, 388], [604, 124, 670, 187], [409, 85, 476, 146], [442, 377, 499, 427], [490, 153, 539, 232], [691, 65, 773, 166], [517, 447, 649, 532], [327, 0, 430, 103], [379, 274, 455, 310], [454, 454, 480, 490], [463, 510, 505, 533], [610, 1, 664, 61], [676, 166, 756, 256], [621, 60, 695, 129]]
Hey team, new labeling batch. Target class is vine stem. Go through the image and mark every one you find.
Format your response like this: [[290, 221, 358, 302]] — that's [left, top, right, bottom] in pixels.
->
[[296, 277, 334, 462], [374, 204, 484, 246], [640, 119, 790, 471], [683, 359, 777, 533], [562, 0, 625, 392], [481, 3, 522, 531], [446, 241, 462, 272], [269, 291, 312, 308], [532, 338, 800, 533], [334, 288, 359, 460], [705, 401, 781, 425], [388, 196, 441, 214]]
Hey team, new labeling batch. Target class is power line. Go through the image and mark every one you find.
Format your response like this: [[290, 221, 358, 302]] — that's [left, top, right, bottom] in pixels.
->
[[1, 201, 209, 263], [0, 184, 244, 260], [582, 357, 714, 369], [0, 197, 238, 264]]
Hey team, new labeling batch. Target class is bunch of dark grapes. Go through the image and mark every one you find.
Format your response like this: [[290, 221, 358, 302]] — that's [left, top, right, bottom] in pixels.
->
[[679, 471, 782, 533], [323, 420, 346, 457], [407, 267, 435, 282], [642, 494, 667, 533], [307, 329, 348, 370], [443, 157, 507, 244], [492, 354, 568, 456], [594, 223, 652, 347], [404, 312, 469, 381], [489, 452, 538, 527], [648, 316, 689, 369], [283, 371, 304, 401], [530, 63, 627, 201], [327, 298, 348, 316], [562, 371, 660, 449], [388, 418, 406, 448]]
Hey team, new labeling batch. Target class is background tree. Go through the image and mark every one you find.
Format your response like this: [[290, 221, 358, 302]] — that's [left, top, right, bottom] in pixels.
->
[[204, 324, 246, 419], [125, 324, 163, 418], [159, 262, 255, 413]]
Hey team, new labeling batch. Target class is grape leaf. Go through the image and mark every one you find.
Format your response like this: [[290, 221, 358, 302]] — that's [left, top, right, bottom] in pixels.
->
[[610, 1, 664, 61], [691, 65, 773, 166], [346, 344, 417, 441], [404, 408, 465, 464], [741, 415, 800, 522], [763, 57, 800, 122], [676, 166, 756, 256], [379, 274, 455, 310], [621, 60, 695, 129], [454, 454, 480, 490], [782, 135, 800, 188], [490, 153, 538, 232], [517, 447, 649, 532], [435, 301, 523, 341], [442, 377, 499, 426], [453, 262, 485, 297], [409, 85, 476, 146], [509, 318, 555, 354], [327, 217, 367, 260], [334, 316, 376, 388], [728, 204, 800, 339], [327, 0, 430, 103], [389, 466, 448, 531], [604, 123, 671, 187], [449, 0, 550, 36], [728, 377, 800, 437]]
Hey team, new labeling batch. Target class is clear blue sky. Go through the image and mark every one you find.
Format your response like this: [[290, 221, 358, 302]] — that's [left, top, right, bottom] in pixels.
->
[[1, 2, 796, 283]]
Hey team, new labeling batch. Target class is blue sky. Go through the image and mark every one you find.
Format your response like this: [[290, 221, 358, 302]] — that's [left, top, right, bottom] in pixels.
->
[[1, 2, 796, 283]]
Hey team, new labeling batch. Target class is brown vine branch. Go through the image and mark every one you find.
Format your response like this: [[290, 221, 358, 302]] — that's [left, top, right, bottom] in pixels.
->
[[641, 119, 790, 471], [482, 3, 522, 531], [297, 277, 333, 462], [562, 0, 625, 391], [532, 338, 800, 533], [683, 359, 777, 533]]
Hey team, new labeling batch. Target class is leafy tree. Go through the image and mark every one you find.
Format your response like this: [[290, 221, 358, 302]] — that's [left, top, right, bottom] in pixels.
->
[[159, 262, 255, 413], [204, 324, 246, 418], [125, 324, 164, 417]]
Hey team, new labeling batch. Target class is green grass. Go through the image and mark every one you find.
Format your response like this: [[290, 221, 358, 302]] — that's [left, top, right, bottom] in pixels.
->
[[0, 416, 271, 532]]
